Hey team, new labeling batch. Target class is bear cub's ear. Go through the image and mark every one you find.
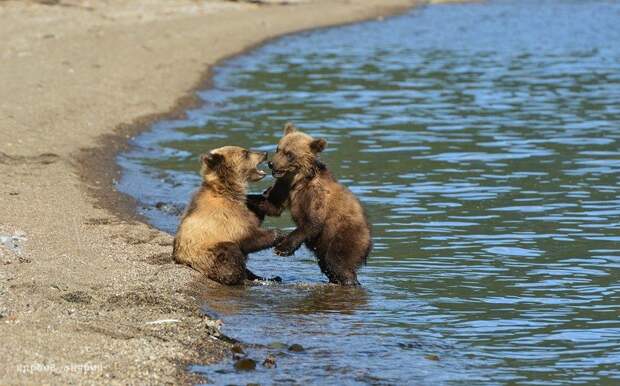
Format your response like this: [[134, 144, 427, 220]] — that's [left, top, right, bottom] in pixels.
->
[[283, 122, 298, 135], [310, 138, 327, 153], [201, 152, 224, 168]]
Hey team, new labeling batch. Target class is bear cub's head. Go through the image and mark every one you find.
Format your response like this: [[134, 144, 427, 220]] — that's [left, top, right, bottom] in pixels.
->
[[269, 123, 327, 179], [201, 146, 268, 186]]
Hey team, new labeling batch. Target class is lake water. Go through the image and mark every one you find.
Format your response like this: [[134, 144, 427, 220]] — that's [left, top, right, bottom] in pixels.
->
[[118, 0, 620, 384]]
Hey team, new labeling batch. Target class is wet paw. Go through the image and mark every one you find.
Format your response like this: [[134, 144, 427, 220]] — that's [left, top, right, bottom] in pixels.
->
[[274, 243, 295, 256], [273, 230, 287, 245]]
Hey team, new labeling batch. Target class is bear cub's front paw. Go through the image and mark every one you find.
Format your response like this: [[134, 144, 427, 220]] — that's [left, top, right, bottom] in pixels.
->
[[274, 239, 297, 256], [273, 230, 287, 245]]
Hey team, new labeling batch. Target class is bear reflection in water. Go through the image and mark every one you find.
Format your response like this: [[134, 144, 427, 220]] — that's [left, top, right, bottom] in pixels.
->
[[201, 283, 369, 318]]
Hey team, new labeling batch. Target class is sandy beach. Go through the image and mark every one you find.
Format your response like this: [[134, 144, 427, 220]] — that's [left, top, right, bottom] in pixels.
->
[[0, 0, 427, 383]]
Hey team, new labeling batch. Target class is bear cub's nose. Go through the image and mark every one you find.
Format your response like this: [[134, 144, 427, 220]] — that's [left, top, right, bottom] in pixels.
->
[[267, 161, 274, 170]]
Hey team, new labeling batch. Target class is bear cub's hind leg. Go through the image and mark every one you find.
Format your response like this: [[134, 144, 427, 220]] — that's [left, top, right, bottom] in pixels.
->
[[207, 242, 247, 286]]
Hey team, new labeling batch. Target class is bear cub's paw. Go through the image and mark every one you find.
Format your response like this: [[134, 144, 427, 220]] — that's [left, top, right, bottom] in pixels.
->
[[274, 237, 299, 256]]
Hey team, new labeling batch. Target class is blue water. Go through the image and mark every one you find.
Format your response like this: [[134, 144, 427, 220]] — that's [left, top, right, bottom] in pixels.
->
[[119, 1, 620, 384]]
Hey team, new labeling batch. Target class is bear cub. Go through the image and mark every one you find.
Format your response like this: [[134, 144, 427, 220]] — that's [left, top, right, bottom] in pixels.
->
[[173, 146, 282, 285], [250, 123, 372, 286]]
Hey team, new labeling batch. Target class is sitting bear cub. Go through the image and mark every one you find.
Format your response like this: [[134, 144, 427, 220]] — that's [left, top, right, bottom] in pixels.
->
[[249, 123, 372, 286], [173, 146, 281, 285]]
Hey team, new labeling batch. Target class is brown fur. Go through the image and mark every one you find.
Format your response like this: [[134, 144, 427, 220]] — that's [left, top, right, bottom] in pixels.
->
[[173, 146, 281, 285], [256, 123, 371, 286], [246, 176, 290, 222]]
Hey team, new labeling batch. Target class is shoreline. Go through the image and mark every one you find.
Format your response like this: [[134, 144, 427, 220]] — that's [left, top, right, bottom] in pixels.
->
[[0, 0, 468, 383], [79, 0, 430, 224]]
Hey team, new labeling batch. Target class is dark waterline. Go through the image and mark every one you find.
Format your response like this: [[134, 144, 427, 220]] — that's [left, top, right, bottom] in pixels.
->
[[118, 0, 620, 384]]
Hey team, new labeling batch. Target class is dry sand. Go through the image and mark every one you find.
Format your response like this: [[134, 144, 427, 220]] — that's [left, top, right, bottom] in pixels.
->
[[0, 0, 447, 383]]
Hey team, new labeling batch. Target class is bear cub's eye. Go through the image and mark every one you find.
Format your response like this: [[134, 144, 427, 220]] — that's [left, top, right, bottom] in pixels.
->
[[284, 151, 294, 162], [243, 150, 249, 159]]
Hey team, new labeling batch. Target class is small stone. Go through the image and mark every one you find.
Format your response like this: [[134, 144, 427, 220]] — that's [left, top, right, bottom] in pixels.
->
[[288, 344, 304, 352], [204, 318, 223, 330], [234, 358, 256, 371], [425, 354, 440, 361], [268, 342, 287, 350], [262, 354, 277, 369], [231, 344, 246, 360], [231, 344, 245, 355], [154, 201, 183, 215]]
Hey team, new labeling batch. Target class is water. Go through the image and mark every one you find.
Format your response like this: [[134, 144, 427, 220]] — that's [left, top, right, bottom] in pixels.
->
[[118, 0, 620, 384]]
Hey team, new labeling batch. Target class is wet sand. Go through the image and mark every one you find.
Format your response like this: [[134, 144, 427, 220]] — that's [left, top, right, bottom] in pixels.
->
[[0, 0, 446, 383]]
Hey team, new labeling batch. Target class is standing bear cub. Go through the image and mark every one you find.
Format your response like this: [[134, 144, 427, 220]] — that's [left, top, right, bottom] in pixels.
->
[[173, 146, 282, 285], [249, 123, 372, 285]]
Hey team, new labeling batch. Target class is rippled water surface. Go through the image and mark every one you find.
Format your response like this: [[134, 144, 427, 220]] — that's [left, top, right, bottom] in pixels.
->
[[119, 1, 620, 384]]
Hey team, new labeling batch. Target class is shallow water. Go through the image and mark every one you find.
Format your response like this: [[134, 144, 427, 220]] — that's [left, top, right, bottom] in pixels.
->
[[118, 0, 620, 384]]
